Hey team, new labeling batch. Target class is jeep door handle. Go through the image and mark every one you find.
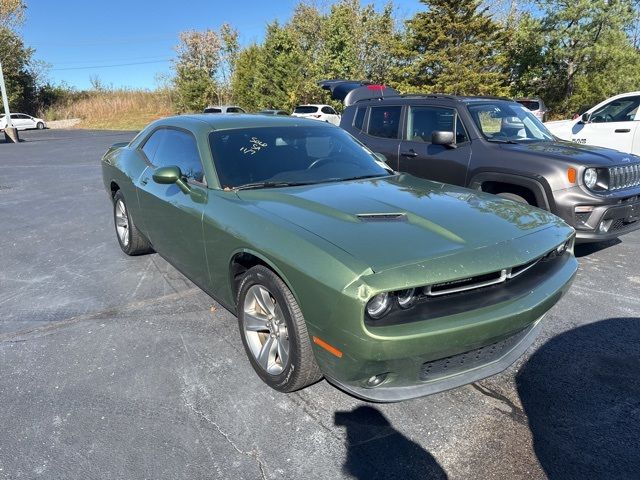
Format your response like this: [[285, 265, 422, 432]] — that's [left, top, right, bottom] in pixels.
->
[[401, 150, 418, 158], [615, 129, 631, 133]]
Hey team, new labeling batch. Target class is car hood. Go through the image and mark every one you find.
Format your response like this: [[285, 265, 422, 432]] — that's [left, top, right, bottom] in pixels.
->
[[238, 175, 568, 273], [498, 141, 640, 167]]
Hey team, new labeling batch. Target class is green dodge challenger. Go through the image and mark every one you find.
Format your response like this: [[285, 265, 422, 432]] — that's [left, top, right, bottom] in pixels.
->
[[102, 114, 577, 402]]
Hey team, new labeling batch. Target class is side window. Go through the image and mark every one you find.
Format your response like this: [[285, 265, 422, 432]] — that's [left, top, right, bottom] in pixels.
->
[[367, 106, 402, 139], [353, 107, 366, 130], [141, 129, 165, 163], [591, 97, 640, 123], [456, 117, 469, 143], [321, 106, 336, 115], [407, 106, 461, 143], [154, 129, 205, 183], [227, 107, 243, 113]]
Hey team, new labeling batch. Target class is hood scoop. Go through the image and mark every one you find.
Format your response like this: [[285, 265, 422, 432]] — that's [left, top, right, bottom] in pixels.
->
[[356, 212, 407, 222]]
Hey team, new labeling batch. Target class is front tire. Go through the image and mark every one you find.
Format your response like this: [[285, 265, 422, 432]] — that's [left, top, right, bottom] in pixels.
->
[[36, 122, 44, 130], [237, 266, 322, 393], [112, 190, 152, 255]]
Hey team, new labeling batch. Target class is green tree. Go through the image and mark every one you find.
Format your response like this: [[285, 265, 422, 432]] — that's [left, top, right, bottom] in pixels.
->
[[538, 0, 638, 107], [0, 0, 26, 28], [172, 24, 239, 112], [393, 0, 509, 95], [0, 26, 37, 113]]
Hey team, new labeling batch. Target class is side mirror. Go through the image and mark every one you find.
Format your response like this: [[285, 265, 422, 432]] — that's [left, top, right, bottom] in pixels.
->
[[152, 165, 191, 194], [432, 131, 456, 148], [581, 112, 591, 124], [372, 152, 388, 163]]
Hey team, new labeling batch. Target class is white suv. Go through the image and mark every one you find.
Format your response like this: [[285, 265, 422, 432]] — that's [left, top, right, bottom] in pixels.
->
[[545, 92, 640, 154], [0, 113, 47, 131], [291, 104, 341, 125]]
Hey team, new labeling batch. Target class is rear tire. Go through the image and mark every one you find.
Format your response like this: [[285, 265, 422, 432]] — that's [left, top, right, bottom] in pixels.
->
[[113, 190, 152, 255], [497, 192, 530, 205], [237, 265, 322, 393]]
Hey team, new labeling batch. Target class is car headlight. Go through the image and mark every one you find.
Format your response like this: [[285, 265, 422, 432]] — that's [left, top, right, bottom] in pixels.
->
[[584, 168, 597, 189], [396, 288, 416, 309], [366, 292, 391, 319]]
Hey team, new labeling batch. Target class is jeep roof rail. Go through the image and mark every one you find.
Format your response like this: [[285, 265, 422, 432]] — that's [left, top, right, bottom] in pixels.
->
[[318, 79, 401, 106]]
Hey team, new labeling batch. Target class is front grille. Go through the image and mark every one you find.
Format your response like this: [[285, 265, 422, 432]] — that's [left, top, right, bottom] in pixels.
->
[[424, 251, 551, 298], [609, 164, 640, 190], [419, 326, 532, 381], [610, 217, 639, 232]]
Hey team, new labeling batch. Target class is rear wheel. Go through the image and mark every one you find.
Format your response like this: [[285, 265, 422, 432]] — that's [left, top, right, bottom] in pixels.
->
[[237, 266, 322, 392], [112, 190, 152, 255], [497, 192, 530, 205]]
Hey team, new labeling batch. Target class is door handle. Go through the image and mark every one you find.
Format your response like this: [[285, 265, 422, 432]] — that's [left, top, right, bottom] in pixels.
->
[[401, 150, 418, 158], [615, 129, 631, 133], [140, 177, 149, 185]]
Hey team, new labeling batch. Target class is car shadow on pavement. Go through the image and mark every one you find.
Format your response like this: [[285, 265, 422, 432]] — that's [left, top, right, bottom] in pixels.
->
[[335, 406, 448, 480], [517, 317, 640, 480], [573, 239, 621, 257]]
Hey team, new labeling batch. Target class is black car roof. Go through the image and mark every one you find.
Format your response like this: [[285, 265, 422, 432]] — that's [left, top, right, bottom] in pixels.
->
[[353, 94, 515, 106]]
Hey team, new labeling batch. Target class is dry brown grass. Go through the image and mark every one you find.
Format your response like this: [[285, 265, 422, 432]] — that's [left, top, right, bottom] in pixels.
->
[[44, 89, 176, 131]]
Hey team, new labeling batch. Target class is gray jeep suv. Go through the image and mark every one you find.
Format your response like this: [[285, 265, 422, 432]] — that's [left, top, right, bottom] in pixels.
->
[[323, 81, 640, 242]]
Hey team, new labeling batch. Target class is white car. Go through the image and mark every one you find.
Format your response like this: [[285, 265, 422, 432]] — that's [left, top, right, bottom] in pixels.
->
[[515, 97, 547, 122], [291, 104, 341, 125], [545, 92, 640, 154], [0, 113, 47, 131]]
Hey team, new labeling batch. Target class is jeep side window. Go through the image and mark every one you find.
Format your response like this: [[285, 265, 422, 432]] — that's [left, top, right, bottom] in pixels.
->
[[353, 107, 366, 130], [407, 106, 468, 143], [591, 97, 640, 123], [367, 106, 402, 139], [456, 117, 469, 143]]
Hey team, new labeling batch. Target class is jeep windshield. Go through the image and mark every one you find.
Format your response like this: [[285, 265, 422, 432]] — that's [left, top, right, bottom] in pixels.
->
[[467, 102, 554, 143], [209, 125, 391, 189]]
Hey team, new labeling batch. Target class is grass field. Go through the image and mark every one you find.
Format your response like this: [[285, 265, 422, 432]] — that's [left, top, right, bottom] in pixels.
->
[[44, 89, 175, 130]]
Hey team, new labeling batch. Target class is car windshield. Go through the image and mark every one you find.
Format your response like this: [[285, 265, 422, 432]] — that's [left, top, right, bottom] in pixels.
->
[[209, 125, 391, 189], [467, 102, 554, 142], [294, 106, 318, 114]]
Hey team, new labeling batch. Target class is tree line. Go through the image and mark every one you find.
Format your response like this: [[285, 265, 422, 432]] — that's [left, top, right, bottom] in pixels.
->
[[173, 0, 640, 117], [2, 0, 640, 119]]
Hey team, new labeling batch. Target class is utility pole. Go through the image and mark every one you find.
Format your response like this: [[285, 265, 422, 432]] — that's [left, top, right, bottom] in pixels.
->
[[0, 60, 19, 143]]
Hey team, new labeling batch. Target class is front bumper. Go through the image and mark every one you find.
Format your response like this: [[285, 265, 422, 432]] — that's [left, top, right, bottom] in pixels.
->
[[326, 319, 543, 402], [553, 187, 640, 242], [313, 253, 577, 403]]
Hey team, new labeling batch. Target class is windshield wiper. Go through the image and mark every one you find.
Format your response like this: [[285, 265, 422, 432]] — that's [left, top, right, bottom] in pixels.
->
[[313, 174, 391, 184], [486, 138, 520, 144], [234, 181, 310, 191]]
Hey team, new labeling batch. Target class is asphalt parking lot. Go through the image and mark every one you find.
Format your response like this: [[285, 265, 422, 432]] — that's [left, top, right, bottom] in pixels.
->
[[1, 129, 639, 480]]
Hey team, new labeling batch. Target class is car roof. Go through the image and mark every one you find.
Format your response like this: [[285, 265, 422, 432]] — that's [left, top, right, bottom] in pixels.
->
[[295, 104, 331, 108], [155, 113, 332, 131], [351, 94, 517, 106]]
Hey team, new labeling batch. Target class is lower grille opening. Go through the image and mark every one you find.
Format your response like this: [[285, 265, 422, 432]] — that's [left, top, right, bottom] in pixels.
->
[[419, 326, 532, 381]]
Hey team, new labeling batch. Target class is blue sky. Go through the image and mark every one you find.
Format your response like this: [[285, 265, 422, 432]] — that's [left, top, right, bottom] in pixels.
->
[[21, 0, 421, 90]]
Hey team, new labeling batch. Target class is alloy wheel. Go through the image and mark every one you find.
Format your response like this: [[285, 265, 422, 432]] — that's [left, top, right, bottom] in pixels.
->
[[242, 284, 290, 375], [115, 199, 129, 247]]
